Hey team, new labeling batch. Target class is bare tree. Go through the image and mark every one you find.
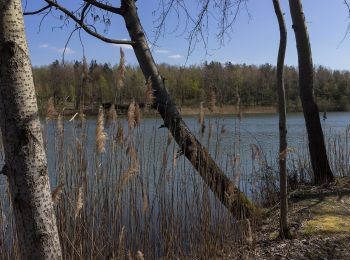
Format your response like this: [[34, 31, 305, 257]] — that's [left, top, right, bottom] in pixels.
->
[[153, 0, 249, 57], [288, 0, 334, 185], [0, 0, 62, 258], [24, 0, 256, 219], [272, 0, 289, 238]]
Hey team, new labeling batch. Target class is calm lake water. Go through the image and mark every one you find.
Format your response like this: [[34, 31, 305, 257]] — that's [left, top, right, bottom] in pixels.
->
[[1, 112, 350, 256], [1, 112, 350, 189]]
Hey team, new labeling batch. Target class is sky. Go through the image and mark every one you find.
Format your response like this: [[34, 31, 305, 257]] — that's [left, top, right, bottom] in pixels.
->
[[23, 0, 350, 70]]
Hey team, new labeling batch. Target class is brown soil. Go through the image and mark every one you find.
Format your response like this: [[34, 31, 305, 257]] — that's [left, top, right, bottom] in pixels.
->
[[222, 177, 350, 259]]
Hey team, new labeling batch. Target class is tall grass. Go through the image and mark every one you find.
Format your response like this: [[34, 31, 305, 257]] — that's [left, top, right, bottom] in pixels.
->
[[0, 112, 349, 259]]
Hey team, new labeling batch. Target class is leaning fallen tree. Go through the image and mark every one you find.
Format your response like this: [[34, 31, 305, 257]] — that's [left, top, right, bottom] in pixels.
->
[[33, 0, 257, 219]]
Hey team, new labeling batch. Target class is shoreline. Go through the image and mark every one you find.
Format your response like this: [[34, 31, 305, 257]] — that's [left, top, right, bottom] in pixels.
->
[[53, 105, 278, 118], [178, 105, 277, 116], [46, 104, 348, 118]]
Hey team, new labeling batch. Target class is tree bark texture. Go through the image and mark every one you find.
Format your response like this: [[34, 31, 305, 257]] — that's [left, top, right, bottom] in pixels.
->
[[0, 0, 62, 259], [272, 0, 289, 238], [121, 0, 255, 219], [288, 0, 334, 185]]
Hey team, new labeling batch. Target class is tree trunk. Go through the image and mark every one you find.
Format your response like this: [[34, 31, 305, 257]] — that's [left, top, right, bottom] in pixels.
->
[[273, 0, 289, 238], [121, 0, 256, 219], [0, 1, 62, 258], [288, 0, 334, 185]]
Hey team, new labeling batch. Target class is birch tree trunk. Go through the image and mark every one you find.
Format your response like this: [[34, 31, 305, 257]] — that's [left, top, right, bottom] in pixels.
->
[[0, 0, 62, 258], [121, 0, 255, 219], [288, 0, 334, 185], [272, 0, 289, 238]]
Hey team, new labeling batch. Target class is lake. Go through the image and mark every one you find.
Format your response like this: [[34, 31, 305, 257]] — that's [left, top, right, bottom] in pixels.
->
[[1, 112, 350, 198], [1, 112, 350, 257]]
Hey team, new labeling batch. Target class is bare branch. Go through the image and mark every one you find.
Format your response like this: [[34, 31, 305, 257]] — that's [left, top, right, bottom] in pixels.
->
[[153, 0, 248, 59], [83, 0, 123, 15], [23, 4, 51, 15], [61, 26, 81, 63], [80, 3, 91, 22], [42, 0, 134, 45], [345, 0, 350, 15]]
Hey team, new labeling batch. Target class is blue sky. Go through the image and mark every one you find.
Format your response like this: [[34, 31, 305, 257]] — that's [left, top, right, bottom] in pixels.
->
[[23, 0, 350, 70]]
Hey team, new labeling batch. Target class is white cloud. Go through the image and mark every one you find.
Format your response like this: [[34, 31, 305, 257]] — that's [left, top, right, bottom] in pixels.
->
[[155, 49, 170, 54], [38, 44, 75, 55], [168, 54, 183, 59], [56, 47, 75, 54], [112, 39, 133, 50], [113, 43, 133, 50]]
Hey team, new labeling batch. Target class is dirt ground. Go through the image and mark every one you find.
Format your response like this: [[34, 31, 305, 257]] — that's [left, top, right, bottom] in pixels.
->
[[223, 177, 350, 259]]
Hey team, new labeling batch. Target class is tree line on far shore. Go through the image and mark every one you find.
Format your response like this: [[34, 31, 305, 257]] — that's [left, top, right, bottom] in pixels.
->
[[33, 59, 350, 113]]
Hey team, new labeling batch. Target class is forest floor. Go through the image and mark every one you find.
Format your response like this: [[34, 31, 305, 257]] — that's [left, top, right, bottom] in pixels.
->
[[225, 176, 350, 259]]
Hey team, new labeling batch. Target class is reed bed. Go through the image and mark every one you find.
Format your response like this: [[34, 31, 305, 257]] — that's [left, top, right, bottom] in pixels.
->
[[0, 113, 350, 259]]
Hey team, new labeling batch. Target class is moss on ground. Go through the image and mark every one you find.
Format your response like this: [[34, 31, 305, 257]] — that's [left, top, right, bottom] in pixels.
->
[[252, 177, 350, 259], [302, 215, 350, 235]]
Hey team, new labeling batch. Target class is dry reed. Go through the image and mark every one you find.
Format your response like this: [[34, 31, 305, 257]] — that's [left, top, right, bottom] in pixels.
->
[[82, 56, 89, 80], [127, 101, 136, 130], [46, 97, 57, 121], [198, 102, 205, 134], [236, 94, 242, 120], [51, 183, 64, 204], [209, 91, 216, 113], [145, 77, 155, 107], [116, 48, 126, 91], [56, 114, 64, 137], [117, 123, 124, 144], [106, 104, 117, 128], [3, 109, 346, 259], [75, 186, 84, 219], [96, 107, 107, 154], [135, 103, 141, 127]]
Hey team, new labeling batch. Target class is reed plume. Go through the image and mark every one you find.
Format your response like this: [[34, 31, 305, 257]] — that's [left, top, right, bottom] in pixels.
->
[[121, 146, 140, 186], [75, 186, 84, 219], [136, 251, 145, 260], [250, 144, 261, 161], [209, 91, 216, 113], [106, 104, 117, 128], [236, 93, 242, 120], [127, 145, 139, 169], [198, 101, 205, 134], [46, 97, 57, 121], [56, 114, 64, 137], [51, 183, 64, 204], [188, 134, 198, 164], [117, 123, 124, 144], [118, 226, 126, 258], [135, 103, 141, 127], [96, 107, 107, 154], [121, 164, 139, 186], [167, 132, 173, 147], [232, 154, 241, 186], [116, 48, 126, 91], [82, 56, 89, 80], [78, 106, 86, 128], [173, 152, 177, 169], [145, 77, 155, 108], [127, 101, 136, 130]]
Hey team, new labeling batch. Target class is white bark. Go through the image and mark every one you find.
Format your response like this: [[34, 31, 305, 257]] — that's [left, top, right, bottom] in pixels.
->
[[0, 0, 62, 259]]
